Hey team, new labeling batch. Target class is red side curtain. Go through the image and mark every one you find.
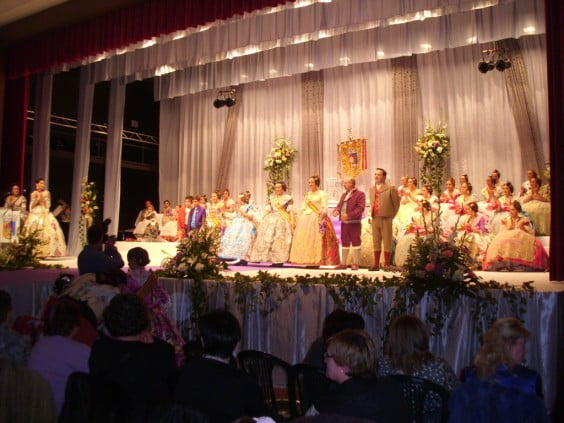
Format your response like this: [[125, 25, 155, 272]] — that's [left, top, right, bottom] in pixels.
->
[[546, 0, 564, 281], [5, 0, 289, 79], [1, 77, 29, 188]]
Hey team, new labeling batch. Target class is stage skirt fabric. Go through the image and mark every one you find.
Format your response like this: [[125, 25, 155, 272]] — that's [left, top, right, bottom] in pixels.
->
[[23, 205, 66, 257], [289, 213, 340, 266], [522, 200, 551, 235], [247, 211, 292, 263], [483, 228, 549, 271], [219, 205, 257, 260]]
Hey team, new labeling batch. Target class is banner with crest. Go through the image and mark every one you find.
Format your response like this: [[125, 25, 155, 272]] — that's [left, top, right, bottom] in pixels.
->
[[338, 137, 367, 179]]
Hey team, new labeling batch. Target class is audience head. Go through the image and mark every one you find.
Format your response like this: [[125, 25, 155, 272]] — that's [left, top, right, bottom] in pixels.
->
[[384, 314, 433, 375], [0, 290, 13, 325], [198, 310, 241, 359], [322, 309, 365, 342], [86, 224, 105, 246], [103, 294, 151, 338], [44, 299, 81, 337], [325, 329, 377, 382], [53, 274, 74, 296], [474, 317, 530, 379], [127, 247, 150, 269]]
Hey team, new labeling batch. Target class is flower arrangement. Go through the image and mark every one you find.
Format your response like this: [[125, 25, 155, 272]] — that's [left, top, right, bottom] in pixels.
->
[[80, 179, 99, 224], [415, 124, 450, 195], [263, 137, 297, 195], [159, 226, 226, 280], [0, 230, 62, 270]]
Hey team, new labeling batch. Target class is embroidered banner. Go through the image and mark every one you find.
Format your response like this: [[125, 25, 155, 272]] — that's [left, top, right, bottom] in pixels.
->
[[338, 138, 367, 179]]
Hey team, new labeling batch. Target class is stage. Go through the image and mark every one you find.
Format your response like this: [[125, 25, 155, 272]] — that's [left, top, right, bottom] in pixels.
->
[[0, 240, 562, 412]]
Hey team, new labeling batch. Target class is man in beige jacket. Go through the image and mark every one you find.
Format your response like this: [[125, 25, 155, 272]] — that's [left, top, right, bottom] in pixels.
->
[[369, 168, 400, 270]]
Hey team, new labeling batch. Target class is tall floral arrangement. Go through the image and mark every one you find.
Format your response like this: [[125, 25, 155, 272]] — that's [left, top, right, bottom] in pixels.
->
[[263, 137, 297, 196], [79, 179, 99, 246], [415, 124, 450, 195]]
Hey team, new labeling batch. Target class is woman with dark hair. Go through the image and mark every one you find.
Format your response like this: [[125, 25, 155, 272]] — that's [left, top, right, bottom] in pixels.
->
[[160, 199, 178, 241], [394, 200, 436, 268], [28, 299, 91, 414], [439, 177, 460, 222], [122, 247, 184, 358], [378, 314, 458, 391], [394, 177, 420, 233], [289, 175, 340, 265], [488, 182, 517, 235], [483, 201, 548, 271], [207, 191, 224, 230], [219, 189, 236, 227], [455, 201, 489, 268], [23, 178, 66, 257], [449, 318, 548, 422], [247, 181, 294, 265], [219, 193, 258, 265], [3, 184, 27, 236], [311, 329, 408, 422]]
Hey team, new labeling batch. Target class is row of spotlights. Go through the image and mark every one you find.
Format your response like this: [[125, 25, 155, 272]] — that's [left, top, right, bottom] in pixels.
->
[[478, 59, 512, 73], [213, 88, 237, 108]]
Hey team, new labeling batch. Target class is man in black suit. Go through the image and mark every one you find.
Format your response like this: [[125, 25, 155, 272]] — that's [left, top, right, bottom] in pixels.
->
[[175, 310, 268, 423]]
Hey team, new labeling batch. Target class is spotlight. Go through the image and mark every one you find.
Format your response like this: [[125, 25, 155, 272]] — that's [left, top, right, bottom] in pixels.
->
[[495, 59, 511, 71], [478, 61, 490, 73], [213, 87, 237, 108]]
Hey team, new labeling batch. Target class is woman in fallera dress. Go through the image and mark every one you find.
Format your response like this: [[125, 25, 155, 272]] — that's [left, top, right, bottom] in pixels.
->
[[455, 202, 489, 268], [521, 177, 550, 235], [207, 191, 224, 230], [23, 178, 66, 257], [289, 175, 340, 266], [3, 184, 28, 235], [219, 193, 257, 263], [394, 200, 436, 268], [439, 178, 460, 221], [488, 182, 517, 235], [219, 189, 236, 228], [133, 203, 159, 241], [160, 199, 178, 241], [482, 201, 548, 271], [247, 181, 294, 265]]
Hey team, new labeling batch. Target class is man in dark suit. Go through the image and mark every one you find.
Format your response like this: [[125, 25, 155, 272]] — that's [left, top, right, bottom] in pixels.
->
[[175, 311, 268, 423], [369, 168, 400, 270], [332, 178, 366, 270], [187, 196, 207, 232]]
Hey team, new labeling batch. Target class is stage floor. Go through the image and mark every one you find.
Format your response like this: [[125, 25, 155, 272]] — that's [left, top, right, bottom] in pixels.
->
[[36, 241, 564, 293]]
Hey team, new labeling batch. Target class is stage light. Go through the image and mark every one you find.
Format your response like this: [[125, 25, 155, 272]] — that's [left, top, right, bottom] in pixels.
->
[[478, 45, 510, 74], [213, 88, 237, 108], [478, 61, 491, 73], [495, 59, 511, 71]]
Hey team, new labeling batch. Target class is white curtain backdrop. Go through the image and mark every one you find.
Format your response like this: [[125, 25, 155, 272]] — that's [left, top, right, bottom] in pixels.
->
[[159, 38, 548, 206], [31, 73, 53, 184], [103, 79, 126, 236], [323, 61, 394, 193], [67, 70, 94, 256]]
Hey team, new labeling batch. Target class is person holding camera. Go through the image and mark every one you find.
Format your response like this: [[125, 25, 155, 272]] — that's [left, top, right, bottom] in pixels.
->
[[77, 220, 124, 275]]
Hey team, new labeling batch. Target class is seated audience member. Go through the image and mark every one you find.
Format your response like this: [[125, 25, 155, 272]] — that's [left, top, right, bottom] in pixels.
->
[[77, 221, 124, 275], [0, 358, 58, 423], [0, 290, 30, 364], [175, 310, 268, 423], [377, 314, 458, 391], [27, 299, 91, 414], [303, 309, 365, 370], [312, 329, 409, 422], [449, 317, 548, 422], [122, 247, 185, 359], [89, 294, 177, 420]]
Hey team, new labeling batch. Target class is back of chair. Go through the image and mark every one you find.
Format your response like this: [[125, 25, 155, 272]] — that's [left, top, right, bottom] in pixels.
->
[[292, 363, 331, 416], [237, 350, 295, 419], [386, 375, 449, 423]]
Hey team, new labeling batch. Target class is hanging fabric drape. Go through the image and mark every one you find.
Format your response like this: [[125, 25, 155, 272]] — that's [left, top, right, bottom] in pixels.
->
[[67, 69, 95, 256], [215, 86, 243, 192], [498, 38, 547, 173], [392, 56, 419, 180], [103, 79, 126, 236], [31, 73, 53, 185], [300, 71, 324, 185]]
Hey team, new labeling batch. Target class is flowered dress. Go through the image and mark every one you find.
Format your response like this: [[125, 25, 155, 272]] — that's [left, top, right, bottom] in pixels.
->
[[455, 214, 489, 267], [3, 194, 27, 239], [121, 271, 185, 358], [219, 203, 257, 260], [23, 190, 66, 257], [482, 214, 548, 271], [160, 206, 178, 240], [487, 195, 515, 235], [247, 194, 293, 263], [289, 190, 340, 265]]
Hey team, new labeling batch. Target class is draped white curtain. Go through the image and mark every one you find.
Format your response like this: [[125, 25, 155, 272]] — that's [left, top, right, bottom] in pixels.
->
[[322, 61, 394, 192], [31, 73, 53, 184], [103, 79, 126, 236], [67, 70, 94, 256], [159, 37, 548, 205]]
